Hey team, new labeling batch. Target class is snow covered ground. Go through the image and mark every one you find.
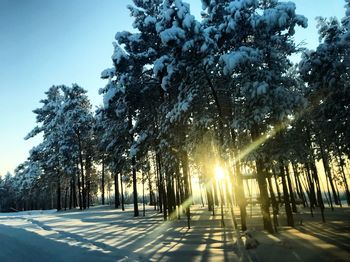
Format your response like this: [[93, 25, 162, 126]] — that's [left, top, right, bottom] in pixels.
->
[[241, 206, 350, 262], [0, 205, 238, 261], [0, 205, 349, 261]]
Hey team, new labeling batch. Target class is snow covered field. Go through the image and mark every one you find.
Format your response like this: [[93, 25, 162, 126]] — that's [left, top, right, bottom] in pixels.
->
[[0, 205, 349, 261]]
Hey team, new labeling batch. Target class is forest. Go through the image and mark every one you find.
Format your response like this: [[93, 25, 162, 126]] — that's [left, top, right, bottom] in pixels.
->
[[0, 0, 349, 244]]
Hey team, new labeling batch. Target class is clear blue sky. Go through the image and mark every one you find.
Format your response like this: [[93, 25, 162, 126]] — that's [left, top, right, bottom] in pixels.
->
[[0, 0, 346, 176]]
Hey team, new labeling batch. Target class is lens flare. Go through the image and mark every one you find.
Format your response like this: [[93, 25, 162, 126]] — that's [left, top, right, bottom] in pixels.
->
[[215, 166, 225, 181]]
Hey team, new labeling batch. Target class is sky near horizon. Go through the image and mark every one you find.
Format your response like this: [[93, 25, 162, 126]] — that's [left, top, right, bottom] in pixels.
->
[[0, 0, 346, 176]]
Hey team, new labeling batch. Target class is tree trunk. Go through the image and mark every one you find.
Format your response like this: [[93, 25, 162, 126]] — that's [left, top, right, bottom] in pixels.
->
[[64, 187, 68, 211], [250, 125, 274, 233], [305, 163, 317, 209], [56, 175, 61, 211], [267, 172, 279, 232], [175, 166, 182, 218], [142, 172, 145, 217], [310, 160, 326, 222], [206, 183, 214, 212], [148, 171, 155, 206], [85, 155, 92, 209], [280, 161, 294, 227], [77, 132, 86, 210], [101, 157, 105, 205], [181, 150, 191, 229], [132, 157, 139, 217], [292, 163, 307, 207], [285, 163, 297, 212], [230, 129, 247, 231], [318, 137, 339, 205], [73, 174, 77, 208], [120, 173, 125, 211], [157, 153, 166, 219], [77, 164, 82, 210], [114, 172, 120, 208], [235, 162, 247, 231], [155, 155, 162, 213], [337, 152, 350, 206], [225, 181, 238, 229], [166, 167, 176, 219], [272, 168, 282, 204], [256, 158, 274, 232], [69, 178, 73, 210], [87, 180, 91, 208]]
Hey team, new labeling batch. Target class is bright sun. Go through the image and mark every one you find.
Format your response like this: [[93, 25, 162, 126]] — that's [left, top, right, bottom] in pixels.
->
[[215, 166, 225, 181]]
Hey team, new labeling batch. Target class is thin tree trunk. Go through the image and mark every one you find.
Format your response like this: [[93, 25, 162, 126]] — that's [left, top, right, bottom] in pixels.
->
[[337, 153, 350, 206], [128, 112, 139, 217], [166, 169, 173, 219], [64, 187, 68, 211], [206, 182, 214, 212], [101, 157, 105, 205], [77, 172, 82, 210], [199, 184, 205, 207], [272, 167, 282, 204], [142, 172, 145, 217], [120, 173, 125, 211], [148, 171, 155, 206], [324, 172, 334, 210], [285, 163, 297, 212], [85, 155, 92, 209], [157, 153, 166, 219], [155, 154, 162, 213], [235, 162, 247, 231], [77, 132, 86, 210], [175, 166, 182, 219], [114, 172, 120, 208], [310, 160, 326, 222], [225, 180, 238, 229], [56, 175, 61, 211], [251, 125, 274, 233], [267, 173, 279, 232], [305, 163, 316, 210], [318, 137, 339, 205], [292, 163, 307, 207], [87, 181, 91, 208], [256, 158, 274, 232], [181, 150, 191, 229], [280, 160, 294, 227], [73, 174, 77, 208], [69, 179, 73, 210], [230, 129, 247, 231]]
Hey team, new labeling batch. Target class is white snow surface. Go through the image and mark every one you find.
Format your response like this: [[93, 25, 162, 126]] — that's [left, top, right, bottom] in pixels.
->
[[0, 205, 238, 262]]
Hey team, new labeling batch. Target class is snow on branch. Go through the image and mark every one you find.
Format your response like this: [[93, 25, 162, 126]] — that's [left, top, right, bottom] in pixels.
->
[[220, 47, 261, 75]]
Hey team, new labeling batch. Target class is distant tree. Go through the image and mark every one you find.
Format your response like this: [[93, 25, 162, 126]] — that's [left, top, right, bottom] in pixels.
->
[[25, 85, 94, 211]]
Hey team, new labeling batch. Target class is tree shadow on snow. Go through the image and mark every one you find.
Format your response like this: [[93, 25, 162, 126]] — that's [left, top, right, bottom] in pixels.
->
[[0, 224, 129, 262]]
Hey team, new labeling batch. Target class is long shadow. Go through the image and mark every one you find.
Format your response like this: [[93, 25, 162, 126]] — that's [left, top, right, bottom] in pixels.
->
[[25, 210, 166, 257], [0, 224, 123, 262], [296, 223, 350, 252], [11, 207, 241, 261], [24, 218, 143, 260], [138, 208, 239, 261], [290, 207, 350, 252]]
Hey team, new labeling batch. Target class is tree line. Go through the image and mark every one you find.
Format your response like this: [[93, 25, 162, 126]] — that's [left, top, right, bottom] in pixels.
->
[[1, 0, 349, 233]]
